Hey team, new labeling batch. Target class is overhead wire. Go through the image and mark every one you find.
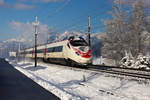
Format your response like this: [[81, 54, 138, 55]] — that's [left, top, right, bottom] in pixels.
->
[[34, 0, 111, 34], [58, 6, 110, 33], [49, 1, 108, 31], [39, 0, 72, 23], [69, 4, 111, 29]]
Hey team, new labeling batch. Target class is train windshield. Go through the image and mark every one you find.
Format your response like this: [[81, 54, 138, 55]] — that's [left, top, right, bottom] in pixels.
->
[[70, 40, 88, 46]]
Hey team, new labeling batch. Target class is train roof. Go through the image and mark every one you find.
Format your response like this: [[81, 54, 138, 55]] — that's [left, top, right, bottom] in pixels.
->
[[20, 36, 86, 52]]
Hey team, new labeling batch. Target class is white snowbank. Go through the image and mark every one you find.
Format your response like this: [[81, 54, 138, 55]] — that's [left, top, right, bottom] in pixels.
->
[[9, 60, 150, 100], [120, 54, 150, 70]]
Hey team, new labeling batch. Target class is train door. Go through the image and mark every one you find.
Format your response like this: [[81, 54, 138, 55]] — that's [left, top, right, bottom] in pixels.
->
[[63, 45, 67, 59], [43, 45, 47, 60]]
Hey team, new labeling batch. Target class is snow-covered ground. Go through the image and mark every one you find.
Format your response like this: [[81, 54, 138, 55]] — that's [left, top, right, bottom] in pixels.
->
[[93, 57, 116, 66], [120, 54, 150, 70], [8, 59, 150, 100]]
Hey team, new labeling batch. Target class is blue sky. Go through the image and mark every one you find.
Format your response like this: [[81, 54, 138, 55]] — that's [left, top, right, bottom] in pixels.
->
[[0, 0, 114, 41]]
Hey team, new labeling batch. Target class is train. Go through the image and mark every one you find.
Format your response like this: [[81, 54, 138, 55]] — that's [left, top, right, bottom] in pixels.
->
[[19, 36, 92, 66]]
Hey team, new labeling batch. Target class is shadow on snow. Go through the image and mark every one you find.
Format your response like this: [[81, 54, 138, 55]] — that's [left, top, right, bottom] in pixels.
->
[[23, 65, 47, 71]]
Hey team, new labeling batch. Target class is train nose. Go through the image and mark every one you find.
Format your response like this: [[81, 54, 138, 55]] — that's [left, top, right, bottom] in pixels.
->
[[78, 57, 92, 65], [79, 46, 89, 53]]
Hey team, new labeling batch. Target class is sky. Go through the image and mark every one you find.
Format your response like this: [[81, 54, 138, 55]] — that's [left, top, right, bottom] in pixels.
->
[[0, 0, 149, 42], [0, 0, 114, 41]]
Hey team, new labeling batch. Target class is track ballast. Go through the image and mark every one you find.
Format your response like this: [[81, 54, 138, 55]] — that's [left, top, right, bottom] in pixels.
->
[[87, 65, 150, 80]]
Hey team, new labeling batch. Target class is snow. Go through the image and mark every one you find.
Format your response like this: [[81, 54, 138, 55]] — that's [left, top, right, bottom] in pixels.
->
[[93, 57, 116, 66], [8, 59, 150, 100], [120, 53, 150, 70]]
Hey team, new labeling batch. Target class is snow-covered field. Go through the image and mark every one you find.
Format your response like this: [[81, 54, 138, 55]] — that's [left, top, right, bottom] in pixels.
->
[[8, 59, 150, 100]]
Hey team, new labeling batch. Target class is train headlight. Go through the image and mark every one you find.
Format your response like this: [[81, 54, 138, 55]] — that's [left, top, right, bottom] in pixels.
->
[[75, 52, 80, 56]]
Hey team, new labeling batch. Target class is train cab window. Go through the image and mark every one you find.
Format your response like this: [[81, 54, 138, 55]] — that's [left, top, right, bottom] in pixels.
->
[[70, 40, 88, 46]]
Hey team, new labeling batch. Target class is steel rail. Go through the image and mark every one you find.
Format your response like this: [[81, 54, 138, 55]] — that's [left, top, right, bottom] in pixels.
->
[[87, 65, 150, 80], [20, 59, 150, 80]]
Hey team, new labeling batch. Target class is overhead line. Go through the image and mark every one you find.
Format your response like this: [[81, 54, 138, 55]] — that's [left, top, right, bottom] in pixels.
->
[[56, 6, 110, 32], [34, 0, 111, 34]]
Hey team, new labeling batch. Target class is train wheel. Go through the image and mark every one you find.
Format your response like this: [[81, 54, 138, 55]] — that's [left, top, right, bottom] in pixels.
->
[[43, 58, 48, 62], [67, 59, 74, 67], [70, 62, 75, 67]]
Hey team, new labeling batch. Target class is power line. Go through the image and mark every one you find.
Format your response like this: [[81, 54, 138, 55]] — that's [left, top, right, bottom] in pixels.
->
[[43, 2, 105, 30], [55, 6, 110, 32], [39, 0, 72, 23], [34, 0, 111, 34]]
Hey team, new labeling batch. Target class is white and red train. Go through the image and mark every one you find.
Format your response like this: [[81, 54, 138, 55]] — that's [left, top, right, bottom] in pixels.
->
[[20, 36, 92, 66]]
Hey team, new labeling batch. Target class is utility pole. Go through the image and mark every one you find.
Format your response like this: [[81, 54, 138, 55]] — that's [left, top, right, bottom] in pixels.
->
[[33, 16, 39, 67], [18, 39, 21, 62], [88, 16, 91, 47], [0, 49, 1, 58]]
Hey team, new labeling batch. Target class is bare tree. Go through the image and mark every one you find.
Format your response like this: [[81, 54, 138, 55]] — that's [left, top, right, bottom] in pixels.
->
[[102, 0, 128, 62], [128, 0, 145, 56], [101, 0, 149, 63]]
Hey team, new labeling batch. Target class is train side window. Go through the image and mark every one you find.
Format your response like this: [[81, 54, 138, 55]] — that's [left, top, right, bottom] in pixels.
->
[[47, 46, 63, 52], [48, 48, 53, 52], [54, 46, 63, 52], [37, 49, 43, 53], [36, 50, 39, 53], [67, 43, 70, 49], [57, 46, 63, 52], [52, 47, 55, 52], [29, 51, 32, 54], [26, 51, 30, 54]]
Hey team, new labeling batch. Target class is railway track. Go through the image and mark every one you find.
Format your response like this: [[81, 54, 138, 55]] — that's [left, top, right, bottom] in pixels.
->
[[41, 61, 150, 80], [87, 65, 150, 80], [14, 59, 150, 80]]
